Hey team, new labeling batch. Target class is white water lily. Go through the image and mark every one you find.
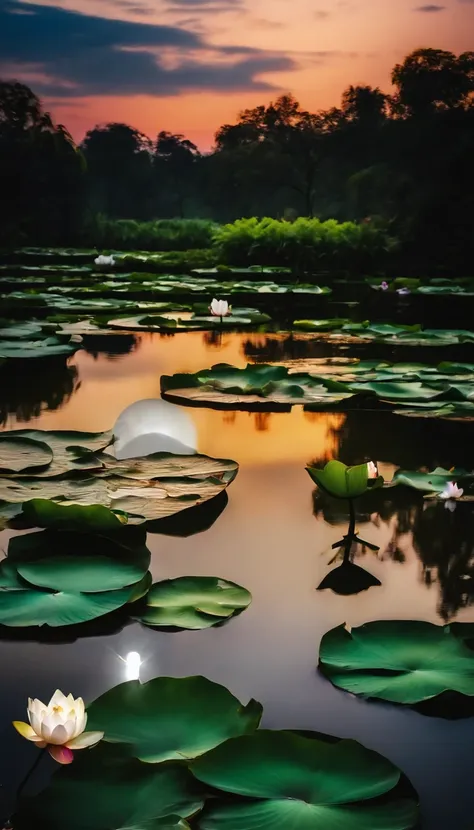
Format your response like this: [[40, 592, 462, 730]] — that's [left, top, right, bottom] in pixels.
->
[[209, 298, 231, 318], [13, 690, 103, 765], [440, 481, 463, 500], [94, 254, 115, 267], [367, 461, 378, 479]]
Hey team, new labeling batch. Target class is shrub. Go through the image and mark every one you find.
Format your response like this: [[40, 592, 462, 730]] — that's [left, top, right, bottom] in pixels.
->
[[213, 217, 396, 273], [80, 215, 218, 251]]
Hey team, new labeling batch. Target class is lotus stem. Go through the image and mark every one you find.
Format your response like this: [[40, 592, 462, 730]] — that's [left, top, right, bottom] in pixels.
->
[[331, 499, 379, 557]]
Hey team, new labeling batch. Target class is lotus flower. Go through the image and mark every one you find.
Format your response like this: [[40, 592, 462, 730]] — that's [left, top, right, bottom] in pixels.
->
[[397, 287, 410, 295], [440, 481, 463, 500], [13, 690, 103, 765], [209, 298, 231, 318], [367, 461, 378, 479], [94, 254, 115, 267], [380, 281, 389, 291]]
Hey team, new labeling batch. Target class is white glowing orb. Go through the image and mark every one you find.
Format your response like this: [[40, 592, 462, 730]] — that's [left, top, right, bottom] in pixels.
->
[[124, 651, 142, 680], [113, 399, 197, 460]]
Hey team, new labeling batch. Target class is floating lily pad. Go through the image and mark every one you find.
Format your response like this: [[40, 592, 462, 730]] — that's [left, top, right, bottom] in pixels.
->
[[390, 467, 472, 493], [87, 675, 262, 763], [161, 364, 359, 410], [319, 621, 474, 706], [0, 336, 80, 359], [191, 730, 418, 830], [15, 744, 202, 830], [133, 577, 251, 629], [0, 435, 53, 474], [0, 429, 113, 478], [0, 448, 238, 525], [0, 574, 150, 627], [107, 308, 271, 333], [5, 528, 150, 593]]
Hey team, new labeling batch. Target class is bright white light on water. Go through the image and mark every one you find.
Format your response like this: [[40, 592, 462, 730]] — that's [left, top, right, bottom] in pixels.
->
[[113, 399, 197, 459], [124, 651, 142, 680]]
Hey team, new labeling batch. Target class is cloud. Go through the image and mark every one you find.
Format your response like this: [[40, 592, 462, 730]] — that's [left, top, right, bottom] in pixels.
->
[[314, 9, 330, 19], [109, 0, 155, 15], [414, 3, 445, 9], [165, 0, 244, 11], [250, 17, 285, 29], [0, 0, 296, 97]]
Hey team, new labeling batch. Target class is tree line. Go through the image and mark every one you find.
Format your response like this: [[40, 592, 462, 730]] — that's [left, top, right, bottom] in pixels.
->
[[1, 47, 474, 271]]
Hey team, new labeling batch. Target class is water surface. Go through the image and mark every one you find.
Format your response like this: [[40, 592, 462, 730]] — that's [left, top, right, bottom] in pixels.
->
[[1, 330, 474, 829]]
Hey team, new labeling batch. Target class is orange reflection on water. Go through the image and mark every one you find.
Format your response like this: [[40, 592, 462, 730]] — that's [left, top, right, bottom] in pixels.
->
[[3, 331, 346, 466]]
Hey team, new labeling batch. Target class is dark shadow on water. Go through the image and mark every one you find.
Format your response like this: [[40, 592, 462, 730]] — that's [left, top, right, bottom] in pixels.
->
[[81, 333, 139, 360], [0, 358, 80, 426], [146, 490, 228, 537]]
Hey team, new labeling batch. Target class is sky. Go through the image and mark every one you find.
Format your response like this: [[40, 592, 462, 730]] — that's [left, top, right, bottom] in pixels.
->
[[0, 0, 473, 148]]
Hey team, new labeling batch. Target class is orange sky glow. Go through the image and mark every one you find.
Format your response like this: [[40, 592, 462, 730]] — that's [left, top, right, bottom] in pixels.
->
[[1, 0, 474, 148]]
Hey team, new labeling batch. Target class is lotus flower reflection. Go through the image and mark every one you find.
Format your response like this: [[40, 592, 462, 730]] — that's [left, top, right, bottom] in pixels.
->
[[440, 481, 464, 505], [209, 298, 231, 318], [13, 690, 103, 764]]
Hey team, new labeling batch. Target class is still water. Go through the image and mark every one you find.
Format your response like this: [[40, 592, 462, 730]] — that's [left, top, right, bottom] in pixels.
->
[[1, 330, 474, 829]]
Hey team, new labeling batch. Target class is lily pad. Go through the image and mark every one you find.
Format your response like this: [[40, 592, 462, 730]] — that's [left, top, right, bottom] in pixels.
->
[[87, 675, 262, 763], [319, 621, 474, 705], [191, 730, 418, 830], [161, 364, 359, 410], [5, 528, 150, 592], [0, 429, 113, 478], [0, 336, 80, 359], [0, 574, 150, 627], [390, 467, 471, 493], [0, 436, 53, 473], [0, 450, 238, 525], [133, 577, 251, 629], [15, 744, 202, 830]]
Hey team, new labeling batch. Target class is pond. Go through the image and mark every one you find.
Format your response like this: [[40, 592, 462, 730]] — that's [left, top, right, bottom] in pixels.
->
[[1, 329, 474, 830]]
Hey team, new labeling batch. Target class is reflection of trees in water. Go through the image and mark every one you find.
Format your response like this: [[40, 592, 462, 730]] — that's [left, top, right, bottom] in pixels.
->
[[254, 412, 271, 432], [203, 330, 224, 348], [242, 334, 320, 362], [313, 487, 474, 619], [81, 334, 139, 361], [413, 502, 474, 621], [318, 409, 474, 470], [0, 359, 80, 426], [222, 411, 237, 425]]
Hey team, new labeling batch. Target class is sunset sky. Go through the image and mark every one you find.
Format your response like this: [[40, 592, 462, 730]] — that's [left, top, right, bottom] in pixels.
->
[[1, 0, 473, 148]]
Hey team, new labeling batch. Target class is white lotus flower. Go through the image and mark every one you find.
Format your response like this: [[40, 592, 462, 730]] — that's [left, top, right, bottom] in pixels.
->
[[13, 690, 103, 765], [209, 298, 231, 318], [367, 461, 378, 479], [94, 254, 115, 267], [440, 481, 463, 500]]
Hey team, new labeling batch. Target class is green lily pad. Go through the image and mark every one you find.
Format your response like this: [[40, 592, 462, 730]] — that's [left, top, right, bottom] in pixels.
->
[[191, 730, 418, 830], [0, 574, 150, 627], [0, 436, 54, 474], [0, 336, 80, 359], [161, 364, 357, 410], [307, 460, 384, 499], [390, 467, 471, 493], [15, 744, 202, 830], [319, 621, 474, 705], [87, 675, 262, 763], [133, 577, 251, 629], [6, 528, 150, 592]]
